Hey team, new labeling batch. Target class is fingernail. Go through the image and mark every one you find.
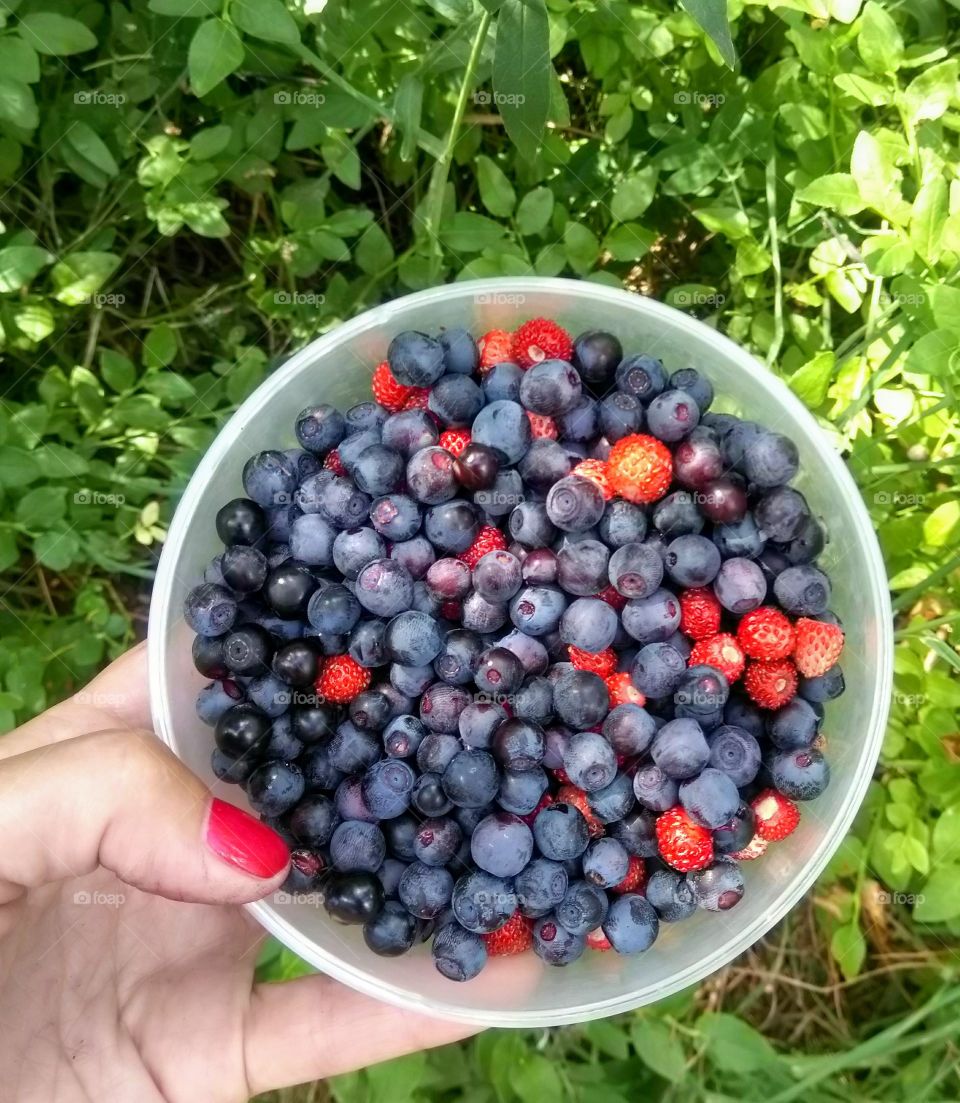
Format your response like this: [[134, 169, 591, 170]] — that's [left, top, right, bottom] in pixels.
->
[[205, 798, 290, 878]]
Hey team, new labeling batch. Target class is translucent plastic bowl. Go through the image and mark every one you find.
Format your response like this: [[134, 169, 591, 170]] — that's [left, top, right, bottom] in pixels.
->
[[149, 277, 893, 1027]]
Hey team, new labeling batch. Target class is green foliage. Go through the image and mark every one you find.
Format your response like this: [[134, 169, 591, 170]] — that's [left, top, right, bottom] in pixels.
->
[[1, 0, 958, 1098]]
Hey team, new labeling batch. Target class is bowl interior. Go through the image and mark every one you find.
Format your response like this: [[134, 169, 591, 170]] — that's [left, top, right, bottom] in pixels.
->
[[149, 278, 891, 1026]]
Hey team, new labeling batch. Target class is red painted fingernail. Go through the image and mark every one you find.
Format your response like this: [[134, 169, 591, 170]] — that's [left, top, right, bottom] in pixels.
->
[[205, 798, 290, 878]]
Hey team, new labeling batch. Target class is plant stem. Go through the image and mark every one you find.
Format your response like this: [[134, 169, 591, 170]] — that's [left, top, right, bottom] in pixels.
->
[[420, 9, 493, 272], [765, 154, 784, 368]]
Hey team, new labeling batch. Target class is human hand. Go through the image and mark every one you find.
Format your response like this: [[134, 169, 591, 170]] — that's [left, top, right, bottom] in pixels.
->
[[0, 644, 478, 1102]]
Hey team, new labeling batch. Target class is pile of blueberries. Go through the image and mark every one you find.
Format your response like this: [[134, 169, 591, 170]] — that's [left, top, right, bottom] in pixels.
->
[[184, 317, 844, 981]]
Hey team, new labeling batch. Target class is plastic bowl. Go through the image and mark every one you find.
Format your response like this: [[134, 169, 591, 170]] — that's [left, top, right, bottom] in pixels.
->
[[149, 277, 892, 1027]]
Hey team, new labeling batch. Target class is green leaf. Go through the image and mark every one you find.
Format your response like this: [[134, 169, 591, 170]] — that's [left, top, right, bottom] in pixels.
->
[[0, 78, 38, 130], [149, 0, 219, 13], [512, 1053, 564, 1102], [0, 37, 40, 83], [910, 177, 948, 265], [923, 501, 960, 547], [850, 130, 909, 223], [796, 173, 864, 216], [188, 19, 244, 97], [692, 204, 750, 240], [831, 921, 866, 979], [232, 0, 300, 46], [903, 60, 957, 124], [492, 0, 551, 162], [789, 350, 835, 407], [395, 74, 423, 163], [932, 806, 960, 858], [16, 486, 66, 529], [355, 222, 394, 274], [476, 155, 516, 217], [64, 121, 119, 177], [631, 1018, 687, 1082], [914, 866, 960, 922], [610, 166, 658, 222], [679, 0, 736, 69], [18, 13, 97, 56], [363, 1052, 425, 1103], [834, 72, 888, 106], [440, 212, 507, 252], [858, 1, 903, 73], [0, 245, 53, 292], [190, 124, 232, 160], [516, 187, 554, 235], [603, 223, 656, 262], [0, 446, 41, 488], [929, 285, 960, 332], [563, 221, 599, 274], [51, 252, 121, 306], [699, 1012, 779, 1072], [143, 323, 178, 368], [33, 528, 80, 571], [0, 530, 19, 573]]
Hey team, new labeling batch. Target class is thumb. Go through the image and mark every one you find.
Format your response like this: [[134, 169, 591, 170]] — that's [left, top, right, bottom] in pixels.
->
[[0, 729, 290, 906]]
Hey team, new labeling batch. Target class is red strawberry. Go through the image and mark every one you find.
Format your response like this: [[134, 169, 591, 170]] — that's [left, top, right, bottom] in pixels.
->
[[607, 433, 673, 504], [737, 606, 795, 661], [793, 617, 845, 678], [655, 806, 713, 872], [730, 834, 769, 860], [585, 926, 613, 951], [371, 360, 412, 412], [743, 658, 798, 709], [751, 789, 800, 841], [438, 428, 471, 457], [568, 645, 617, 678], [458, 524, 507, 569], [605, 672, 646, 708], [571, 459, 613, 500], [611, 855, 646, 895], [482, 911, 532, 956], [688, 633, 745, 683], [679, 587, 721, 641], [478, 328, 513, 371], [511, 318, 573, 370], [526, 412, 558, 439], [401, 388, 431, 411], [323, 449, 346, 476], [596, 584, 627, 612], [556, 784, 605, 838], [315, 655, 372, 705]]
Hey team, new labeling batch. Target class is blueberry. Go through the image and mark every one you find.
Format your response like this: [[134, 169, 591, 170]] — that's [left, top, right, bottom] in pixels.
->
[[698, 477, 748, 525], [323, 871, 384, 924], [798, 664, 845, 702], [220, 545, 268, 593], [774, 564, 831, 615], [754, 486, 810, 542], [246, 760, 305, 817], [482, 361, 523, 402], [390, 661, 435, 697], [419, 682, 472, 732], [295, 404, 346, 454], [599, 499, 647, 548], [377, 858, 409, 899], [573, 330, 622, 387], [768, 747, 830, 800], [610, 808, 658, 857], [645, 869, 697, 921], [515, 857, 568, 917], [556, 395, 599, 441], [382, 610, 442, 667], [462, 590, 509, 633], [329, 820, 386, 873], [287, 514, 335, 567], [193, 634, 227, 679], [608, 542, 664, 599], [300, 744, 345, 790], [664, 534, 721, 587], [708, 725, 761, 786], [742, 431, 799, 487], [598, 392, 643, 442], [348, 618, 389, 667], [603, 703, 656, 756], [631, 642, 686, 696], [363, 900, 418, 957], [714, 514, 766, 559], [560, 597, 618, 653], [785, 514, 826, 564], [381, 408, 439, 457], [290, 703, 337, 744], [329, 721, 381, 774], [220, 625, 271, 676], [688, 859, 745, 911], [471, 399, 532, 464], [497, 628, 550, 675], [768, 698, 821, 750], [518, 439, 571, 493], [724, 694, 765, 737], [622, 588, 681, 643], [582, 837, 629, 888], [556, 879, 609, 934], [184, 583, 237, 637], [556, 538, 609, 596], [424, 499, 481, 555], [713, 802, 756, 855], [281, 848, 324, 894], [442, 749, 499, 808], [317, 476, 371, 528], [632, 763, 679, 811], [414, 816, 462, 867], [361, 758, 416, 819], [492, 718, 546, 771], [552, 668, 609, 728], [587, 772, 635, 823], [247, 673, 293, 717], [509, 500, 558, 547], [439, 326, 479, 374], [533, 802, 590, 860], [286, 794, 337, 847], [519, 358, 582, 415], [332, 527, 386, 580], [432, 922, 488, 981], [601, 894, 659, 952], [546, 475, 605, 533], [211, 748, 256, 784], [451, 870, 517, 933], [431, 630, 482, 687], [669, 368, 713, 412], [497, 765, 549, 814], [243, 450, 298, 509], [720, 418, 763, 468], [509, 585, 567, 637], [473, 647, 522, 696], [532, 915, 586, 965], [470, 812, 534, 877], [388, 330, 445, 387], [511, 677, 553, 724], [406, 446, 458, 505], [646, 389, 699, 442], [428, 374, 483, 427], [378, 810, 417, 857], [562, 731, 617, 792], [714, 557, 766, 613], [307, 583, 361, 635], [355, 559, 414, 617], [383, 714, 426, 757], [473, 550, 523, 604], [678, 767, 739, 828], [651, 717, 710, 779], [390, 535, 436, 585], [454, 442, 501, 491], [412, 771, 454, 816], [426, 557, 473, 600], [399, 861, 454, 918], [344, 401, 388, 435], [615, 354, 667, 401], [675, 665, 729, 716]]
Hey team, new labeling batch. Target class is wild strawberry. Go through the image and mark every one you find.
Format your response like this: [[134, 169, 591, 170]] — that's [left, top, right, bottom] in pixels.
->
[[568, 645, 617, 677], [520, 791, 554, 827], [585, 926, 613, 951], [482, 911, 532, 956], [571, 459, 614, 500], [371, 360, 412, 412], [438, 428, 471, 457], [323, 449, 346, 476], [605, 672, 646, 708], [556, 784, 605, 838], [743, 658, 798, 709], [478, 328, 513, 371], [689, 633, 745, 683], [458, 524, 507, 569], [315, 655, 372, 705], [511, 317, 573, 370], [607, 433, 673, 504], [751, 789, 801, 841], [611, 855, 646, 895], [401, 388, 431, 411], [596, 584, 627, 611], [737, 606, 795, 661], [793, 617, 845, 678], [526, 412, 558, 439], [679, 587, 721, 641], [655, 806, 713, 872], [730, 834, 769, 860]]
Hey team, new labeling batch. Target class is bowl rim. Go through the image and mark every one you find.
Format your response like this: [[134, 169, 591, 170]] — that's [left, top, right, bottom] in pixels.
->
[[149, 276, 893, 1026]]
